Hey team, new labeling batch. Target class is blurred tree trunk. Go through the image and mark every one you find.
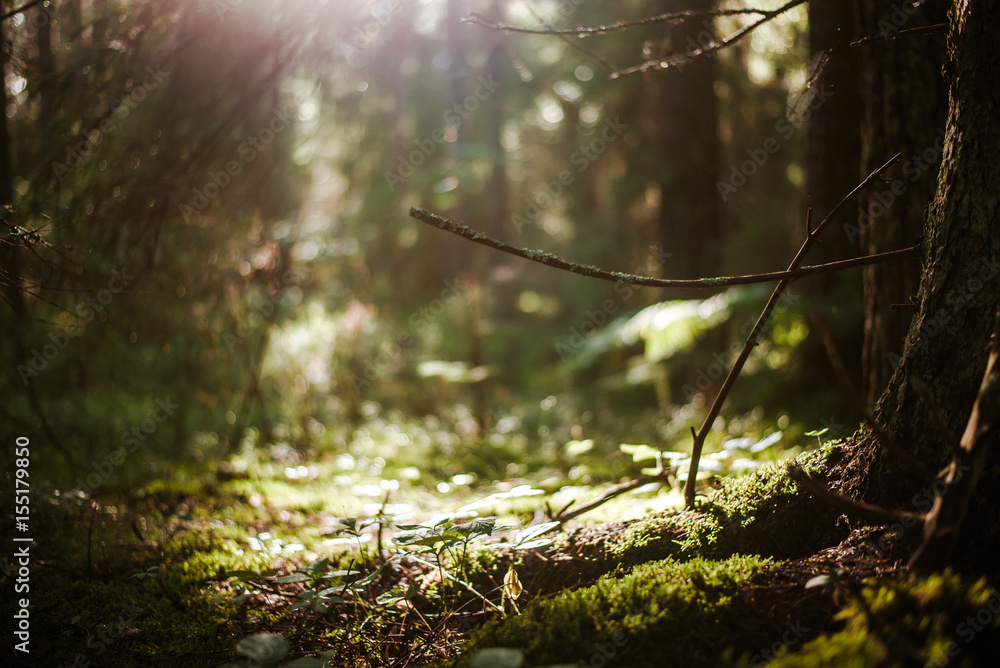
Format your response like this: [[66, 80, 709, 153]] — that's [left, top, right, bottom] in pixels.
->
[[845, 0, 1000, 565], [445, 0, 469, 276], [36, 3, 55, 159], [472, 0, 510, 431], [806, 0, 862, 270], [857, 0, 948, 405], [803, 0, 864, 389], [655, 0, 719, 282]]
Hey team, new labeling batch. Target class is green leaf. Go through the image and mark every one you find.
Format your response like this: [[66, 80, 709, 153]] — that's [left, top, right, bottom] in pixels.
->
[[302, 558, 330, 574], [275, 573, 311, 584], [619, 443, 661, 463], [454, 517, 497, 538], [236, 633, 290, 666], [349, 561, 389, 589], [565, 439, 594, 456], [516, 521, 560, 545], [805, 574, 831, 589], [470, 648, 525, 668], [227, 570, 260, 581], [512, 538, 555, 551]]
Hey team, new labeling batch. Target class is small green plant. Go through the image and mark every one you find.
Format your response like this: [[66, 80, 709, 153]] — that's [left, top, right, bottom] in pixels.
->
[[804, 427, 829, 449]]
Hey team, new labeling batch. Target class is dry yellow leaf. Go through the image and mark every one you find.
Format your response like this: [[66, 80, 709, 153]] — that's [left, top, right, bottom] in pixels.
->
[[503, 566, 523, 600]]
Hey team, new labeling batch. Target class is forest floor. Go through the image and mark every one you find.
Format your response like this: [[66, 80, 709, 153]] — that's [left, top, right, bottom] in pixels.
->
[[6, 436, 1000, 668]]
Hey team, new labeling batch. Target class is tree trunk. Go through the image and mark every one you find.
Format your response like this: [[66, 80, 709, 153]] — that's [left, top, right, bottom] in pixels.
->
[[846, 0, 1000, 566], [857, 0, 949, 405], [806, 0, 862, 275], [655, 0, 720, 281], [802, 0, 865, 402]]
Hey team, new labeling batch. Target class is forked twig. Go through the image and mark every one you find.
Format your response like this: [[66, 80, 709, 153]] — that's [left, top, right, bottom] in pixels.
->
[[551, 472, 673, 527], [465, 0, 808, 78], [681, 154, 902, 508]]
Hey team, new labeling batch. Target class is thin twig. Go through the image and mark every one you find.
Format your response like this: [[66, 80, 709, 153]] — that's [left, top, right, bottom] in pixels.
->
[[404, 554, 503, 614], [552, 472, 673, 527], [87, 501, 98, 580], [1, 0, 42, 22], [464, 8, 775, 36], [616, 0, 807, 77], [682, 154, 901, 508], [789, 465, 923, 526], [909, 312, 1000, 572], [809, 309, 935, 481], [850, 22, 948, 47], [409, 208, 916, 290], [522, 5, 618, 74]]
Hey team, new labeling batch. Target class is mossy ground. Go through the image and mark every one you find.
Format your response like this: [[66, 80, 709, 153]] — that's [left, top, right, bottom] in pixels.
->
[[4, 440, 998, 667]]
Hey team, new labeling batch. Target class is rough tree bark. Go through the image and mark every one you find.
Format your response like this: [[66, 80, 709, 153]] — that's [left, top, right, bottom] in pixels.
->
[[844, 0, 1000, 567], [857, 0, 949, 405]]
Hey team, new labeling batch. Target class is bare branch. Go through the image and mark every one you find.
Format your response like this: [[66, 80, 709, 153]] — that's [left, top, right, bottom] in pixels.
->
[[464, 7, 775, 37], [909, 312, 1000, 572], [789, 465, 923, 526], [1, 0, 43, 22], [616, 0, 808, 77], [465, 1, 807, 78], [850, 22, 948, 47], [682, 153, 901, 508], [409, 208, 916, 290], [521, 5, 618, 74], [552, 472, 673, 527]]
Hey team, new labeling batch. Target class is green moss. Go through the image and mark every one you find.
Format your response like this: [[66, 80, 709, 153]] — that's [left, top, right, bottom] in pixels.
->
[[760, 572, 1000, 667], [609, 444, 845, 567], [456, 554, 770, 667]]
